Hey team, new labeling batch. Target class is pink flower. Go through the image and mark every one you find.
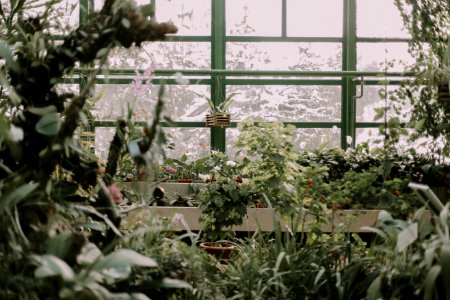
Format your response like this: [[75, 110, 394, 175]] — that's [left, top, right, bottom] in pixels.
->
[[108, 184, 123, 204], [165, 165, 177, 174]]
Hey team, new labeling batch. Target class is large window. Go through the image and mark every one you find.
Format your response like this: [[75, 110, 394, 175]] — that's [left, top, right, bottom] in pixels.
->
[[67, 0, 412, 159]]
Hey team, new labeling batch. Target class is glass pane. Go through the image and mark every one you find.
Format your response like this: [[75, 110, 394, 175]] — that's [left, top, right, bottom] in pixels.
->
[[156, 0, 211, 36], [228, 85, 341, 122], [95, 127, 115, 161], [357, 0, 410, 38], [226, 0, 281, 36], [27, 0, 78, 35], [164, 85, 211, 121], [356, 128, 431, 155], [356, 85, 411, 123], [294, 128, 341, 149], [106, 42, 210, 69], [287, 0, 343, 37], [357, 43, 413, 71], [164, 128, 210, 160], [54, 83, 79, 95], [95, 83, 211, 122], [94, 83, 159, 120], [226, 127, 340, 155], [227, 42, 342, 70]]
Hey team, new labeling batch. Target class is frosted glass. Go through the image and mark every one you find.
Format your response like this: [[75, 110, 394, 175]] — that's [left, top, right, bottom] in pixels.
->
[[105, 42, 210, 70], [94, 84, 159, 120], [227, 85, 341, 122], [226, 0, 281, 36], [357, 43, 413, 72], [226, 127, 340, 155], [164, 128, 211, 159], [156, 0, 211, 36], [287, 0, 343, 37], [356, 86, 412, 123], [227, 42, 342, 70], [357, 0, 410, 38]]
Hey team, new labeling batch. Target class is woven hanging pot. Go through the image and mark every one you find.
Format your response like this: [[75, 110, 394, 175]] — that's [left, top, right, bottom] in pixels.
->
[[437, 82, 450, 103], [205, 113, 231, 127]]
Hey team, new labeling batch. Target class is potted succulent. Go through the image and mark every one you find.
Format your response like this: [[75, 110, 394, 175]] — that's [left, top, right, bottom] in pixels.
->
[[194, 91, 239, 128], [197, 176, 252, 259]]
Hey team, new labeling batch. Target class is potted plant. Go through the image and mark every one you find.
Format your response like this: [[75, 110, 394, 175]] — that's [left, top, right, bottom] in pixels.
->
[[234, 118, 308, 215], [194, 91, 239, 128], [197, 176, 252, 259]]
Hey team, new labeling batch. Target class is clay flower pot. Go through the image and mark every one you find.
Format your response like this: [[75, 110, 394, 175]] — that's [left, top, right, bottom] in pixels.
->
[[199, 242, 235, 260]]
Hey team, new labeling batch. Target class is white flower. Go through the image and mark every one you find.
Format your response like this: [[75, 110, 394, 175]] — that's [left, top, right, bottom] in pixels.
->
[[213, 166, 221, 171], [299, 142, 306, 148], [226, 160, 237, 167], [174, 72, 189, 85], [9, 125, 24, 142], [199, 173, 212, 181], [346, 136, 353, 145]]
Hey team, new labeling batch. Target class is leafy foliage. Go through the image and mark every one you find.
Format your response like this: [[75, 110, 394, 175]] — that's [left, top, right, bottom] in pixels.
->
[[0, 0, 179, 298]]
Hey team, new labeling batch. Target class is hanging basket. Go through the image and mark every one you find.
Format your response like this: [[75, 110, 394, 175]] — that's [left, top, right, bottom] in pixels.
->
[[437, 82, 450, 103], [206, 113, 231, 128]]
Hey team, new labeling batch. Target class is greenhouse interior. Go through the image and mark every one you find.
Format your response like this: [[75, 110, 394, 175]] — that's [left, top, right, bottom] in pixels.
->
[[1, 0, 450, 299]]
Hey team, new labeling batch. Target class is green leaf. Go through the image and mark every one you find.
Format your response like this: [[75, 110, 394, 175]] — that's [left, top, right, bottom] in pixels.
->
[[35, 113, 61, 136], [424, 265, 441, 300], [214, 196, 224, 208], [373, 107, 385, 121], [33, 254, 75, 282], [361, 226, 388, 241], [0, 40, 19, 72], [396, 222, 418, 252], [121, 18, 131, 29], [28, 106, 57, 116], [440, 244, 450, 297], [93, 249, 157, 271], [139, 4, 155, 17], [0, 182, 39, 213], [96, 47, 109, 58], [160, 278, 191, 289], [366, 277, 381, 300], [378, 210, 393, 224], [415, 118, 426, 130], [77, 243, 102, 265]]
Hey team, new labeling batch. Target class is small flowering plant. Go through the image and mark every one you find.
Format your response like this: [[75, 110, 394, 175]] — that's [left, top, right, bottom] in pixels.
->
[[159, 154, 198, 181], [197, 150, 242, 181]]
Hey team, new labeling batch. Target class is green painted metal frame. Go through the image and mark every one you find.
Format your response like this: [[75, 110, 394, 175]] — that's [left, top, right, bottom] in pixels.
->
[[73, 0, 413, 153]]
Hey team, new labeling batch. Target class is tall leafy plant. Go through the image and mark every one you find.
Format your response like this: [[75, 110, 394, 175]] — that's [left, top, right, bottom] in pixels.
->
[[0, 0, 180, 298], [234, 118, 305, 215], [394, 0, 450, 157], [366, 207, 450, 300]]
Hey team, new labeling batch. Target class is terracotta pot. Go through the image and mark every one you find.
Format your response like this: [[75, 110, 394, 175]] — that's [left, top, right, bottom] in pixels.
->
[[177, 179, 193, 183], [199, 242, 235, 260]]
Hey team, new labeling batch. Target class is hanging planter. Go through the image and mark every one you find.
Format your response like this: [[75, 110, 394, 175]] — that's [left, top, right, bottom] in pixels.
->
[[205, 113, 231, 128], [194, 75, 238, 128], [437, 82, 450, 103]]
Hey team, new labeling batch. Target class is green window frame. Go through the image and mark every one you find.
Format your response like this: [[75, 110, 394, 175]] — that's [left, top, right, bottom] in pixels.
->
[[72, 0, 413, 154]]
